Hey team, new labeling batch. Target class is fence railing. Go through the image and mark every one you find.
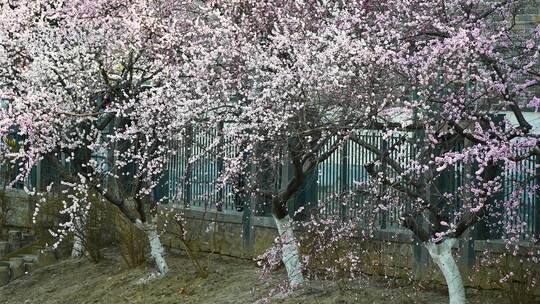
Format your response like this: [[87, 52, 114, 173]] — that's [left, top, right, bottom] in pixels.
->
[[165, 127, 540, 240], [2, 126, 538, 240]]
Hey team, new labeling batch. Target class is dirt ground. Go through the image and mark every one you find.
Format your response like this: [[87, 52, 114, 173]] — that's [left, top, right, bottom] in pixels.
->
[[0, 249, 511, 304]]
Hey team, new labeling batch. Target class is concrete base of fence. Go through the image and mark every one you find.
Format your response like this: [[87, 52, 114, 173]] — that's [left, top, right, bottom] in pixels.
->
[[160, 208, 277, 259]]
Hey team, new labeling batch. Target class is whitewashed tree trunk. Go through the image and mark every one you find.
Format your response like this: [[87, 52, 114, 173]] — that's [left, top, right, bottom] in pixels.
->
[[426, 238, 466, 304], [273, 215, 304, 288], [71, 233, 84, 258], [71, 217, 85, 258], [137, 219, 169, 275]]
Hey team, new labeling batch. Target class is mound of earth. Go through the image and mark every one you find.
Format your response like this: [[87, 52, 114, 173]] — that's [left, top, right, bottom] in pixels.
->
[[0, 249, 508, 303]]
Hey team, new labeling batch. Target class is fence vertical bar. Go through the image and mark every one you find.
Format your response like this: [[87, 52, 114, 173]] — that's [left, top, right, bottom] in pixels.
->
[[183, 125, 193, 208], [340, 140, 348, 220], [380, 137, 388, 229], [216, 122, 224, 211], [410, 104, 429, 280]]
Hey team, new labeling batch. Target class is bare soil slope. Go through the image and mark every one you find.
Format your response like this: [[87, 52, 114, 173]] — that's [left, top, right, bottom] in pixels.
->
[[0, 250, 509, 304]]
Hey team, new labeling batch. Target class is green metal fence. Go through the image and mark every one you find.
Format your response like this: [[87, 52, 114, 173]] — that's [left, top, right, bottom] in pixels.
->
[[2, 125, 539, 240], [503, 149, 539, 239], [166, 125, 239, 211], [165, 127, 540, 240]]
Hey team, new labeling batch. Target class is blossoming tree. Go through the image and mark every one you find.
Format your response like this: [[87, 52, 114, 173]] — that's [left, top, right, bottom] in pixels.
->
[[0, 0, 211, 275], [1, 0, 539, 302], [187, 0, 540, 302]]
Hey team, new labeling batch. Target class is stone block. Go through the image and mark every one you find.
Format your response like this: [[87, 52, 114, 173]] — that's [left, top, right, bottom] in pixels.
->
[[19, 254, 38, 264], [199, 238, 210, 252], [399, 243, 412, 257], [24, 262, 36, 273], [0, 266, 10, 286], [8, 257, 24, 279], [393, 255, 412, 268], [210, 230, 226, 253], [428, 264, 446, 285], [191, 239, 203, 256], [223, 228, 241, 256], [473, 267, 499, 290], [21, 233, 35, 244], [380, 253, 397, 267], [8, 230, 22, 250], [8, 230, 22, 241], [0, 241, 9, 257], [253, 227, 277, 256]]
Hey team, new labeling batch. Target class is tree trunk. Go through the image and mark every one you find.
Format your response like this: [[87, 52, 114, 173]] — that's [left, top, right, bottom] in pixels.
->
[[145, 222, 169, 275], [136, 219, 168, 275], [273, 214, 304, 288], [71, 233, 84, 258], [425, 238, 466, 304], [71, 217, 85, 258]]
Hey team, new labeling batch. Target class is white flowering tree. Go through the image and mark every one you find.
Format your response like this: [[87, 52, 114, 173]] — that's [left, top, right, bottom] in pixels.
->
[[0, 0, 212, 275]]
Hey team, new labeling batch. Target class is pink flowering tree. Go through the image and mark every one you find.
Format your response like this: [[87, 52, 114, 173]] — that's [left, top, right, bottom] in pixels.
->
[[1, 0, 539, 301], [185, 0, 540, 302], [352, 2, 540, 303], [182, 0, 413, 288]]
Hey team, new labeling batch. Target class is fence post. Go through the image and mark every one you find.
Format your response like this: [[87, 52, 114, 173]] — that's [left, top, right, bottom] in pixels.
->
[[233, 148, 249, 212], [490, 114, 505, 239], [284, 147, 318, 221], [475, 114, 505, 240], [242, 164, 256, 255], [380, 138, 388, 229], [252, 140, 274, 216], [410, 106, 430, 280], [242, 194, 253, 252], [340, 141, 348, 220], [455, 138, 477, 277], [216, 122, 224, 211], [35, 160, 42, 191], [167, 140, 177, 207], [152, 172, 168, 204], [289, 167, 317, 221], [40, 155, 61, 192], [183, 125, 192, 208]]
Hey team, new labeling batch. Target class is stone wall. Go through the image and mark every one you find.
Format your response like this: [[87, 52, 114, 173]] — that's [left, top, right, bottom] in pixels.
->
[[1, 190, 33, 229], [159, 208, 277, 259], [0, 190, 63, 243], [0, 191, 38, 259], [159, 206, 540, 299]]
